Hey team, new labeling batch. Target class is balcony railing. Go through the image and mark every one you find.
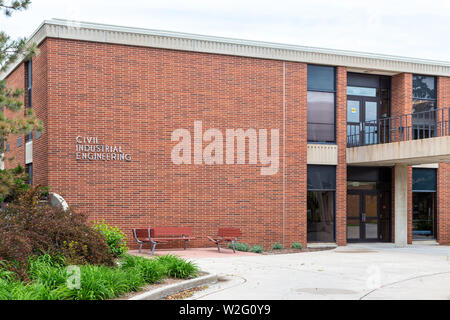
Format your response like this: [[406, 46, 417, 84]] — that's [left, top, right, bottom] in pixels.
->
[[347, 107, 450, 147]]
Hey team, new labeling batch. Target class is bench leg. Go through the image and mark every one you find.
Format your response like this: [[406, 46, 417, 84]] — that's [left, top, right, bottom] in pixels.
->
[[231, 240, 236, 253], [151, 242, 157, 256], [138, 242, 143, 253], [217, 242, 221, 253], [184, 240, 187, 250]]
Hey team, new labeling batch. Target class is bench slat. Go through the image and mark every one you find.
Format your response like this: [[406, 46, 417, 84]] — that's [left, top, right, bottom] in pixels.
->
[[151, 227, 192, 237], [218, 227, 241, 238]]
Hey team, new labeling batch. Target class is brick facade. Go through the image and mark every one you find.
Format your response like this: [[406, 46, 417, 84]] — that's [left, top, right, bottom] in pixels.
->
[[437, 76, 450, 244], [6, 38, 311, 249], [336, 67, 347, 246], [3, 36, 450, 248]]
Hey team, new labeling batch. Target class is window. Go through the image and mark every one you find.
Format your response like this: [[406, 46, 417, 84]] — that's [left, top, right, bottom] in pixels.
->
[[25, 60, 32, 108], [412, 75, 436, 139], [6, 143, 10, 151], [25, 132, 32, 142], [307, 165, 336, 242], [307, 65, 335, 143], [35, 130, 41, 139], [412, 168, 437, 192], [17, 137, 22, 147], [25, 163, 32, 185], [412, 168, 437, 239]]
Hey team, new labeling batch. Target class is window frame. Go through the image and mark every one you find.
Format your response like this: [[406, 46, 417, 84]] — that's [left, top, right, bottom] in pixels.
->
[[25, 60, 32, 108], [307, 165, 337, 242], [307, 64, 337, 144], [412, 75, 436, 101]]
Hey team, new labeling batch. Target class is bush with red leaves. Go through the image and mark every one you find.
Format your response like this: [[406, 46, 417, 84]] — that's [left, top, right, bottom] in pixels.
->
[[0, 186, 115, 280]]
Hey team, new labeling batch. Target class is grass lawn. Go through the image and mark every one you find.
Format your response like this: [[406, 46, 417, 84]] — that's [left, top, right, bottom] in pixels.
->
[[0, 254, 198, 300]]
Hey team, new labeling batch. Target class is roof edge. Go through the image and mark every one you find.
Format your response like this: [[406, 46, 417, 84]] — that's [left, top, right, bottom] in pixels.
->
[[2, 18, 450, 79]]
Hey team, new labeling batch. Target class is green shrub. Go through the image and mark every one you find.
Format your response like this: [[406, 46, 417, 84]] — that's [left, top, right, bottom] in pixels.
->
[[93, 221, 128, 257], [291, 242, 303, 249], [0, 187, 115, 280], [157, 254, 198, 279], [250, 245, 263, 253], [228, 242, 249, 252], [272, 242, 283, 250]]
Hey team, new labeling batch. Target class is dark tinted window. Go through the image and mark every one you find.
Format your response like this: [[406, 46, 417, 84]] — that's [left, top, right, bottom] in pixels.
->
[[307, 191, 335, 242], [17, 137, 22, 147], [25, 163, 32, 185], [307, 91, 335, 142], [412, 168, 437, 192], [307, 65, 335, 91], [307, 165, 336, 190], [413, 75, 436, 100], [25, 132, 32, 142]]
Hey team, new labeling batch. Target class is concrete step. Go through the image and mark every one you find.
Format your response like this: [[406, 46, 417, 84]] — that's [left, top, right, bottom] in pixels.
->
[[307, 242, 338, 249], [411, 240, 439, 245]]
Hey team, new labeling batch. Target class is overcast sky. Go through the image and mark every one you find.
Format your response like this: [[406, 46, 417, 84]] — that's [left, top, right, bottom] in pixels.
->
[[1, 0, 449, 62]]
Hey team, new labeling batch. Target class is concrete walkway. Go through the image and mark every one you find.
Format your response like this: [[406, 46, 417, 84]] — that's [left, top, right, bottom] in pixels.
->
[[185, 243, 450, 300]]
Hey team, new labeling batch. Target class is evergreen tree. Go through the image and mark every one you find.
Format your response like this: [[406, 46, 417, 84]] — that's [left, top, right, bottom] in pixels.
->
[[0, 0, 42, 200]]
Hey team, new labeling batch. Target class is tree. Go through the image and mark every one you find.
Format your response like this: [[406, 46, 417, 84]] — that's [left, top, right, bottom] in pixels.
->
[[0, 0, 42, 200]]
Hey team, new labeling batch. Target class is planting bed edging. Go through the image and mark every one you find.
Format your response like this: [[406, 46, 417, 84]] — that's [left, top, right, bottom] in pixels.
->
[[129, 273, 218, 300]]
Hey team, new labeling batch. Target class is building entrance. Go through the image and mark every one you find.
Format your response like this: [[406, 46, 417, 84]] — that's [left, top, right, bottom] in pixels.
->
[[347, 167, 392, 242]]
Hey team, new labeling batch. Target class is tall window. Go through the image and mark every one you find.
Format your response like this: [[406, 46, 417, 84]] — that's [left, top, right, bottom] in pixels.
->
[[412, 75, 437, 139], [25, 60, 33, 142], [25, 163, 32, 185], [307, 165, 336, 242], [307, 65, 336, 143], [25, 60, 32, 108], [412, 168, 437, 239]]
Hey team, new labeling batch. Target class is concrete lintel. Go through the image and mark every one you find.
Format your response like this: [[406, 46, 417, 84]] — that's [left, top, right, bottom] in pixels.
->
[[346, 136, 450, 166], [307, 144, 338, 165]]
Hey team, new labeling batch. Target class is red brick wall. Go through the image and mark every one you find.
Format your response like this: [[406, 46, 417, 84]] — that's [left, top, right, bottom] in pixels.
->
[[4, 63, 25, 169], [31, 39, 49, 187], [35, 38, 310, 249], [336, 67, 347, 245], [437, 76, 450, 244], [284, 62, 308, 247]]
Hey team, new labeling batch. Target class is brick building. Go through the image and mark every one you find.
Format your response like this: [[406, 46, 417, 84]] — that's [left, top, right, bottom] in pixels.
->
[[1, 19, 449, 249]]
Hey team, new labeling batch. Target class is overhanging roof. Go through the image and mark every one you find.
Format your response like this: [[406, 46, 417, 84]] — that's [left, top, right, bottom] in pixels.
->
[[2, 18, 450, 79]]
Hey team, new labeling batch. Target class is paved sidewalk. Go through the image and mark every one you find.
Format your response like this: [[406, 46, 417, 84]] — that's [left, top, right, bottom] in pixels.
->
[[186, 243, 450, 300], [130, 247, 259, 259]]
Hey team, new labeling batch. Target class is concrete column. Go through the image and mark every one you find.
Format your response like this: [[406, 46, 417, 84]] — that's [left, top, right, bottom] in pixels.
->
[[394, 164, 408, 247]]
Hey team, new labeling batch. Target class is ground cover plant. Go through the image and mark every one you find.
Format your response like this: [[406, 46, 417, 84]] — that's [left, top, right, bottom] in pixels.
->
[[0, 186, 198, 300], [0, 254, 198, 300], [250, 245, 263, 253], [227, 242, 250, 252]]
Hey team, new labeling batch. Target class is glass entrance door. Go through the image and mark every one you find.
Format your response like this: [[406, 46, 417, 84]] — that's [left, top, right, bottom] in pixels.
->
[[347, 191, 380, 241], [347, 97, 379, 146]]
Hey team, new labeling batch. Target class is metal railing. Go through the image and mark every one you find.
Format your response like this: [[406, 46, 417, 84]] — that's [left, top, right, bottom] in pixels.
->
[[347, 107, 450, 147]]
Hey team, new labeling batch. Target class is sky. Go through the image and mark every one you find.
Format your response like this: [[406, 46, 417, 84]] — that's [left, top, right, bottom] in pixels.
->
[[0, 0, 449, 62]]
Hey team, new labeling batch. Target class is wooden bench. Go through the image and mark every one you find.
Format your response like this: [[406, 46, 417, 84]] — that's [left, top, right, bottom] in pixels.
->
[[207, 228, 242, 253], [133, 227, 195, 255]]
